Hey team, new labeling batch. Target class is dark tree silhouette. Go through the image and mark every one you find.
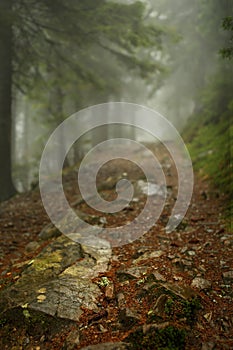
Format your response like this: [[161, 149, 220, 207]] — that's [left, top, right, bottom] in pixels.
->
[[0, 0, 16, 201]]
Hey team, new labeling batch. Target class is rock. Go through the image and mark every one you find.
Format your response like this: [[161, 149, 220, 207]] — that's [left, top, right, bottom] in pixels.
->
[[191, 277, 211, 291], [83, 236, 112, 265], [222, 270, 233, 281], [173, 275, 183, 281], [117, 293, 126, 308], [39, 223, 61, 240], [172, 258, 193, 272], [105, 283, 114, 299], [133, 250, 164, 264], [153, 294, 168, 317], [203, 312, 212, 322], [126, 323, 185, 349], [219, 316, 233, 333], [79, 342, 129, 350], [40, 335, 45, 342], [0, 235, 111, 322], [98, 324, 108, 333], [137, 180, 166, 197], [99, 217, 107, 225], [162, 282, 196, 300], [63, 329, 80, 350], [116, 266, 148, 281], [201, 342, 216, 350], [147, 271, 166, 282], [25, 241, 40, 253], [29, 276, 100, 320], [220, 235, 233, 243], [119, 308, 140, 329], [187, 250, 196, 256], [142, 322, 170, 334]]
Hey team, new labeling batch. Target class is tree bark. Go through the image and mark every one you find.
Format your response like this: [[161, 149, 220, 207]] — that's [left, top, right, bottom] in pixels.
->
[[0, 0, 16, 201]]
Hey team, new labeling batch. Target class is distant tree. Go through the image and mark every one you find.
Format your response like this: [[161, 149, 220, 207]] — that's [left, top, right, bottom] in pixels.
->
[[0, 0, 16, 200], [0, 0, 166, 201], [220, 16, 233, 59], [148, 0, 231, 126]]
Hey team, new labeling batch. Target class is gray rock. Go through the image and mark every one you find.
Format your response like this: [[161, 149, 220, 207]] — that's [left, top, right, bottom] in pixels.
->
[[191, 277, 211, 291], [30, 276, 100, 320], [222, 270, 233, 281], [153, 294, 168, 317], [137, 180, 166, 197], [25, 241, 40, 252], [80, 342, 129, 350], [201, 342, 216, 350], [117, 292, 126, 308], [116, 266, 148, 281], [39, 223, 61, 240], [148, 271, 166, 282], [203, 312, 212, 322], [187, 250, 196, 256], [63, 329, 80, 350], [0, 234, 111, 322], [98, 324, 108, 333], [105, 283, 114, 299], [133, 250, 164, 264], [220, 235, 233, 246], [119, 308, 140, 329], [142, 321, 170, 333], [172, 258, 193, 272], [162, 282, 196, 300]]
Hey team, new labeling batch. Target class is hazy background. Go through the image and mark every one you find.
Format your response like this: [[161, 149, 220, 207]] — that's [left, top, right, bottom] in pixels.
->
[[6, 0, 231, 193]]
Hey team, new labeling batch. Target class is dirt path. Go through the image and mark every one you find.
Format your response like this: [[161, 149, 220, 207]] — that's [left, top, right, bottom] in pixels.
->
[[0, 143, 232, 350]]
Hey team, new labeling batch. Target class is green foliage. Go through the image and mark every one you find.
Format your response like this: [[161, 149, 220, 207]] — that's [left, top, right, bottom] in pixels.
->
[[98, 276, 110, 287], [0, 318, 7, 327], [12, 0, 168, 140], [12, 0, 166, 93], [187, 118, 232, 194], [164, 298, 174, 316], [181, 297, 201, 325], [8, 0, 169, 190], [220, 16, 233, 59], [183, 63, 233, 217], [126, 325, 186, 350]]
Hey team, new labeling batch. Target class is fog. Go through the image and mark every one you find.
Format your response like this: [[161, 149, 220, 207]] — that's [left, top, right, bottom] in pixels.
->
[[11, 0, 231, 190]]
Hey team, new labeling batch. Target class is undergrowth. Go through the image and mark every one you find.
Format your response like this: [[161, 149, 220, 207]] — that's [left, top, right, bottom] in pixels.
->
[[126, 325, 186, 350], [182, 65, 232, 228]]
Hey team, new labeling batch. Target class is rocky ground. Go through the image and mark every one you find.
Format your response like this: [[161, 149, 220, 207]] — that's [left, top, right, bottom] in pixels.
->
[[0, 143, 232, 350]]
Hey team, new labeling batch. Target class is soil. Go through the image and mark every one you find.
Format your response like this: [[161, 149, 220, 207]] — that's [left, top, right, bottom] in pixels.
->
[[0, 142, 232, 350]]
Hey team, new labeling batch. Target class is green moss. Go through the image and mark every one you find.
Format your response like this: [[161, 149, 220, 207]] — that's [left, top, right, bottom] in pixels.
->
[[32, 251, 62, 272], [126, 325, 186, 350], [0, 318, 7, 327], [164, 298, 174, 316], [181, 297, 201, 325], [183, 101, 232, 224], [186, 118, 232, 195], [146, 285, 202, 327], [183, 116, 232, 229], [182, 66, 232, 224], [0, 307, 72, 346]]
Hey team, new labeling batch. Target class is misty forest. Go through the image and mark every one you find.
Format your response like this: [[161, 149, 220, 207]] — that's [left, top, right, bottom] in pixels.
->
[[0, 1, 232, 349]]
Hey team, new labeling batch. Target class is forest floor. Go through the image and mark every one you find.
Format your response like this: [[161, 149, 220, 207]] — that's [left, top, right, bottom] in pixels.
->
[[0, 142, 232, 350]]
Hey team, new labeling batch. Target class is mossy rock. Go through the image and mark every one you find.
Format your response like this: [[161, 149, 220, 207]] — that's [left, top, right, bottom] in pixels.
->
[[0, 307, 72, 349], [126, 325, 186, 350], [147, 294, 202, 326]]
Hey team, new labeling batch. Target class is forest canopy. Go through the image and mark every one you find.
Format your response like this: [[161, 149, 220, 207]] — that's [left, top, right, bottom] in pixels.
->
[[0, 0, 232, 204], [0, 0, 167, 200]]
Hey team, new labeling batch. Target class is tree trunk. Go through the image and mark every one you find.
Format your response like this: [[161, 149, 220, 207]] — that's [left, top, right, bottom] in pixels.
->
[[0, 0, 16, 201]]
